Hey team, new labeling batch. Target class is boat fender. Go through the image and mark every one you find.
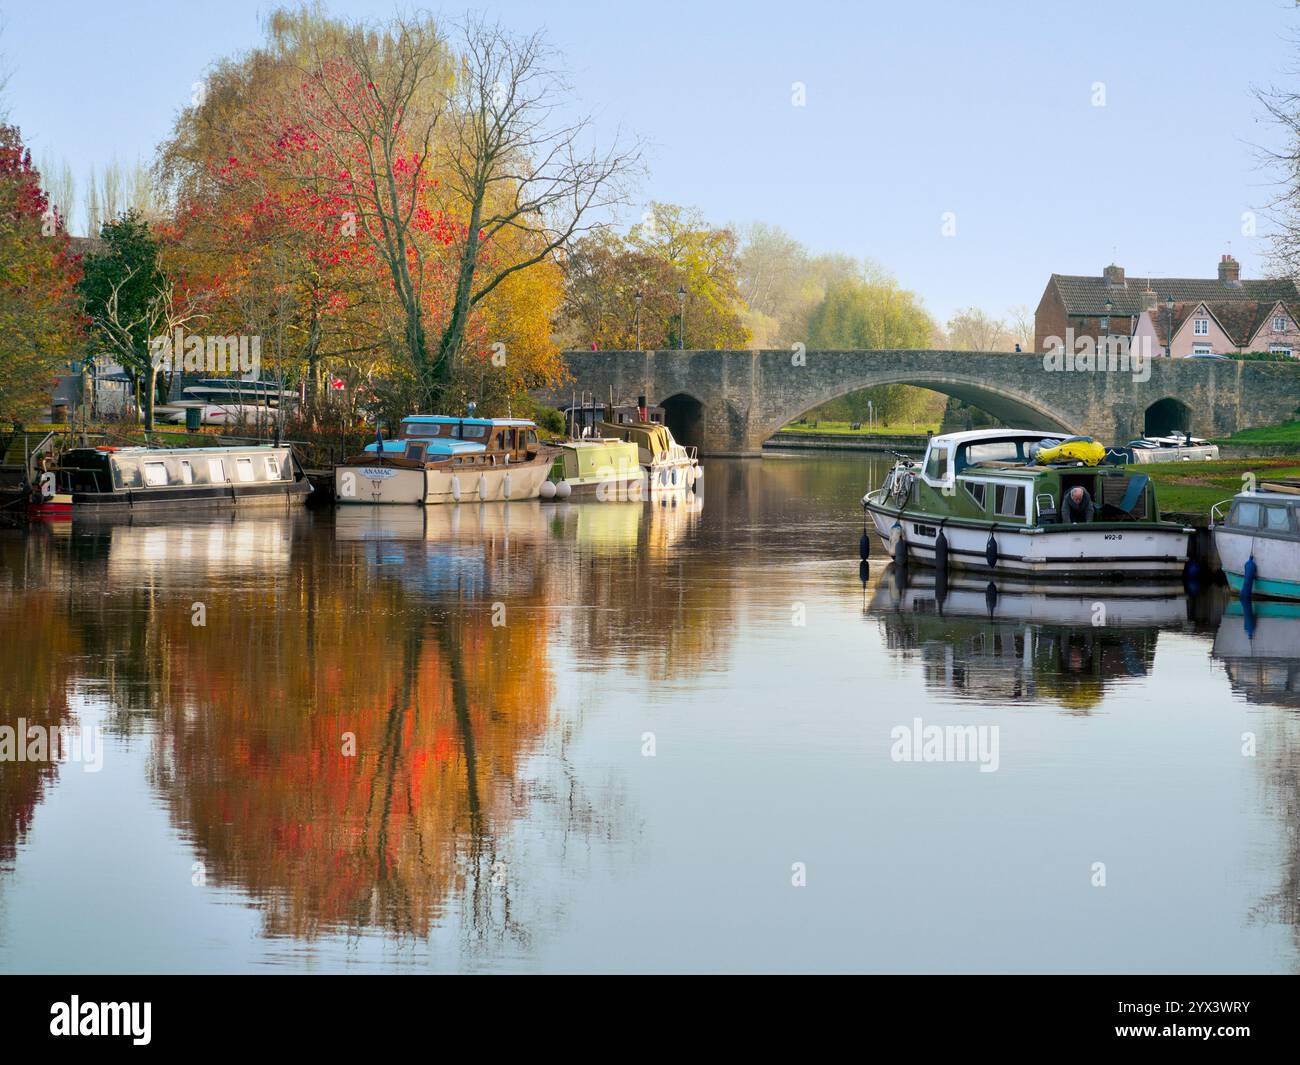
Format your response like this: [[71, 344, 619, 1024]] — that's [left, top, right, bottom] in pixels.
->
[[859, 559, 869, 585], [985, 528, 998, 569], [1242, 555, 1257, 604], [555, 481, 572, 500], [540, 480, 557, 500], [934, 524, 949, 577], [694, 466, 703, 481], [890, 523, 906, 568], [984, 581, 998, 615], [503, 472, 512, 499], [451, 475, 461, 502], [860, 504, 870, 560], [478, 473, 488, 499]]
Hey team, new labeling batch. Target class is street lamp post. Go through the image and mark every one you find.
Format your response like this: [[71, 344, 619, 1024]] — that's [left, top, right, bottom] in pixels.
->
[[634, 289, 643, 350], [677, 286, 687, 350], [1166, 296, 1175, 358]]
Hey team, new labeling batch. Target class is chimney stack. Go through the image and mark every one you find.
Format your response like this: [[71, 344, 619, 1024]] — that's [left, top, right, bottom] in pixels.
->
[[1218, 254, 1241, 286], [1141, 286, 1157, 313], [1103, 263, 1126, 288]]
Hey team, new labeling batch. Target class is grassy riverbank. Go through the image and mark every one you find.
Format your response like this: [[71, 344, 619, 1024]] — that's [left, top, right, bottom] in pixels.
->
[[1211, 420, 1300, 447], [1145, 456, 1300, 517]]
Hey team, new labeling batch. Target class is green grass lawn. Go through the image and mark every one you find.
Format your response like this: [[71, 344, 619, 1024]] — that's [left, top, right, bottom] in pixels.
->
[[778, 419, 939, 436], [1143, 456, 1300, 516], [1211, 419, 1300, 446]]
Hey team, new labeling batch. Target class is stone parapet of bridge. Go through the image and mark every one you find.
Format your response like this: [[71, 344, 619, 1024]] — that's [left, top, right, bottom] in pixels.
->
[[539, 349, 1300, 456]]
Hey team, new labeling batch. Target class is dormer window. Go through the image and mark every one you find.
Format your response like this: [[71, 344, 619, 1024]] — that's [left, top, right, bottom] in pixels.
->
[[1193, 318, 1209, 336], [1274, 315, 1288, 332]]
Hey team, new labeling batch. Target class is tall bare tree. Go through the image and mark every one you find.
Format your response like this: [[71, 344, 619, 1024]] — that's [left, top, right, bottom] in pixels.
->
[[433, 17, 642, 380]]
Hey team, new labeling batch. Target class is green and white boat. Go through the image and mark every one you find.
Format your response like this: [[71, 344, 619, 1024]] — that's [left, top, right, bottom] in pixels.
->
[[862, 429, 1193, 580]]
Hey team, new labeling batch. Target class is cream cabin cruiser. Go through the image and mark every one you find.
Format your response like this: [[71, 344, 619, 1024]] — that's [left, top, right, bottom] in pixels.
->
[[334, 415, 556, 505]]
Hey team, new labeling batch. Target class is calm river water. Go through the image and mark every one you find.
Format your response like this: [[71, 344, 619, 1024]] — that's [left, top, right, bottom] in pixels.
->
[[1, 452, 1298, 973]]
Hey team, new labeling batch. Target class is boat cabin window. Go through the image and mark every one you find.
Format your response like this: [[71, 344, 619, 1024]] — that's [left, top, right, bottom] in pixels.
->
[[180, 460, 194, 485], [402, 422, 446, 438], [1264, 505, 1295, 532], [924, 446, 951, 483], [1231, 501, 1261, 528], [526, 430, 538, 447], [143, 461, 168, 487], [236, 458, 256, 482], [264, 457, 281, 480], [405, 443, 426, 462], [112, 459, 142, 489], [995, 484, 1025, 519], [208, 458, 227, 482], [964, 481, 987, 509]]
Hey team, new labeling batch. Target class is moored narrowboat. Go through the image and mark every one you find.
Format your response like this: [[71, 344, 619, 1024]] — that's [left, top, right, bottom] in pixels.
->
[[35, 444, 309, 512]]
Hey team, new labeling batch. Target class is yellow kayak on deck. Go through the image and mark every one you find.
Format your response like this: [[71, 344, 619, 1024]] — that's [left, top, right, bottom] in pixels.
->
[[1034, 437, 1106, 467]]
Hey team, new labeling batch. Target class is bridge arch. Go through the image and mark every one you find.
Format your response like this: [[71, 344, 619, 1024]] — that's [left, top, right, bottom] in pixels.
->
[[760, 370, 1081, 444], [660, 392, 706, 453], [1143, 397, 1191, 438]]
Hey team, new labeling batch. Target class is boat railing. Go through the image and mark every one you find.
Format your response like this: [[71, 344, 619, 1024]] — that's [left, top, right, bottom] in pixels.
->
[[1210, 498, 1235, 527]]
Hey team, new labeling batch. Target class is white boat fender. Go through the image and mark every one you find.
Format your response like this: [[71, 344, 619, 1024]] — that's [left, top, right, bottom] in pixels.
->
[[503, 472, 512, 499], [889, 522, 906, 567], [985, 527, 999, 568], [451, 475, 461, 502], [478, 473, 488, 499], [555, 481, 572, 500], [540, 480, 557, 500], [934, 523, 949, 577], [694, 466, 703, 480]]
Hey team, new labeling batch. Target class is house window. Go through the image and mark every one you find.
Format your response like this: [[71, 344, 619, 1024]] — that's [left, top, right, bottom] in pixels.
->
[[964, 481, 987, 509], [1193, 318, 1209, 336], [1192, 343, 1212, 355], [143, 461, 168, 487], [1270, 345, 1293, 357], [995, 484, 1025, 518], [1274, 316, 1288, 332]]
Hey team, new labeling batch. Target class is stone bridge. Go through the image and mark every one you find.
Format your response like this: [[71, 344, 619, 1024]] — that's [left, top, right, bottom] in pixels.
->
[[542, 349, 1300, 455]]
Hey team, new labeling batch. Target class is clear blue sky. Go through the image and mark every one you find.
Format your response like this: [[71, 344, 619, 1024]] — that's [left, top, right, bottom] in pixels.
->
[[3, 0, 1298, 322]]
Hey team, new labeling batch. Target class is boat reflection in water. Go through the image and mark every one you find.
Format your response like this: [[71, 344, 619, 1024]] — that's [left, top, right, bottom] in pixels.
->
[[1213, 599, 1300, 709], [869, 567, 1188, 711]]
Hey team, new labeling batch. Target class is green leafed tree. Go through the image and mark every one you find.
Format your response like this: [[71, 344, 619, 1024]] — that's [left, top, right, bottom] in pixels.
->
[[802, 274, 943, 426]]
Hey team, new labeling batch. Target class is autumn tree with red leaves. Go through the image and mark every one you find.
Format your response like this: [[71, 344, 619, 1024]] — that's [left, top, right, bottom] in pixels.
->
[[0, 125, 84, 423]]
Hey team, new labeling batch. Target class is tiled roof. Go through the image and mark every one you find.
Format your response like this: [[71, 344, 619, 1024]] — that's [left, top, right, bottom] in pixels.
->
[[1142, 299, 1300, 347], [1051, 273, 1299, 316]]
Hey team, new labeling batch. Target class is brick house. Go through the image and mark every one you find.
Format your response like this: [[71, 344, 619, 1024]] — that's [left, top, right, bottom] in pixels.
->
[[1034, 255, 1300, 357]]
